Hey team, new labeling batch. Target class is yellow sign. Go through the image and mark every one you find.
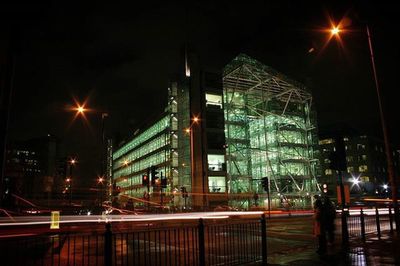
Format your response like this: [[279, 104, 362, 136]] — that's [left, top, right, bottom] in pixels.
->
[[50, 211, 60, 229]]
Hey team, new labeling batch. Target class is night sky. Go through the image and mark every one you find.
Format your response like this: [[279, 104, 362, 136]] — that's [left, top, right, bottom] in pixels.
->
[[2, 1, 399, 188]]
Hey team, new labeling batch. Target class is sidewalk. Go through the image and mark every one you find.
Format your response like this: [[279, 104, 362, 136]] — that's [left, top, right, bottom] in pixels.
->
[[265, 217, 400, 265]]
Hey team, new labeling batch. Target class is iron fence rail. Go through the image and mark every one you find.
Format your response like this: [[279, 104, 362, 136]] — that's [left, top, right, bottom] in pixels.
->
[[0, 216, 265, 266], [340, 206, 395, 242]]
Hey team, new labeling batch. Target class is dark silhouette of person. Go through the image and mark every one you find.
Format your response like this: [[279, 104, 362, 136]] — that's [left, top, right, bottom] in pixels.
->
[[322, 196, 336, 245], [313, 195, 327, 254]]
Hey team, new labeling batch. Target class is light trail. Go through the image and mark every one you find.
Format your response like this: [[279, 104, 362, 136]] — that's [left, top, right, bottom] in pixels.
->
[[0, 211, 265, 227]]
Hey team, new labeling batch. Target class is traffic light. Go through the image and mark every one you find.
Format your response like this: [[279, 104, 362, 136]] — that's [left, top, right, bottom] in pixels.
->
[[151, 166, 159, 185], [261, 177, 269, 192], [323, 183, 328, 194], [142, 174, 149, 186], [112, 185, 121, 196], [180, 186, 188, 198], [161, 172, 167, 189]]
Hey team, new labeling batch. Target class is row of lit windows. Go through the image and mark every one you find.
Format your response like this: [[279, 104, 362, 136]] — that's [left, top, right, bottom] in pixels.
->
[[325, 165, 369, 175], [114, 150, 168, 180], [113, 116, 169, 160]]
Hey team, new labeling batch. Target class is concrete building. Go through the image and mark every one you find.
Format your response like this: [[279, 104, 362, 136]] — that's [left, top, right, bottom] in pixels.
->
[[112, 54, 320, 210]]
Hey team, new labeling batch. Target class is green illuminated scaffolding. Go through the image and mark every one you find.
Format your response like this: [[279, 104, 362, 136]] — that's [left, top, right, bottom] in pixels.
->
[[223, 54, 320, 208]]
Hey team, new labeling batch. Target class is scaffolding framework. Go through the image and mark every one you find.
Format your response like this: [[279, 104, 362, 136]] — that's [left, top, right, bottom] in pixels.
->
[[223, 54, 320, 208]]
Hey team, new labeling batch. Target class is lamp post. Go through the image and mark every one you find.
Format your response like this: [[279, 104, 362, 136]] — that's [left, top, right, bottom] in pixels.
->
[[328, 22, 399, 232], [72, 101, 110, 205], [185, 115, 200, 210], [67, 158, 76, 206]]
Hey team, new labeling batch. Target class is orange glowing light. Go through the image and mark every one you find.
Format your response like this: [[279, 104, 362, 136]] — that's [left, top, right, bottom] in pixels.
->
[[193, 117, 199, 123], [185, 128, 190, 133], [76, 105, 86, 114], [70, 159, 76, 165], [331, 26, 340, 36]]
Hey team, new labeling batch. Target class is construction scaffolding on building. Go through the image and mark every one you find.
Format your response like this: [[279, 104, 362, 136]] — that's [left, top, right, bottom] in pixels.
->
[[223, 54, 320, 209]]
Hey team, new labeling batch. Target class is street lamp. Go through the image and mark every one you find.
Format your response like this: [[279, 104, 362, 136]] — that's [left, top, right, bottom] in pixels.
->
[[67, 158, 77, 205], [70, 100, 110, 202], [326, 21, 399, 231], [330, 26, 340, 36]]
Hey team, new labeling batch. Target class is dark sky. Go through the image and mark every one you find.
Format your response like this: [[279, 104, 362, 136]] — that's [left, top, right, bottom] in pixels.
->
[[2, 1, 399, 187]]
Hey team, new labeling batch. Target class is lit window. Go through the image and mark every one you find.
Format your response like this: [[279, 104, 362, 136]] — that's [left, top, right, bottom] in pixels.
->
[[324, 158, 330, 164], [205, 93, 223, 108], [361, 176, 370, 182], [361, 155, 367, 161], [357, 144, 366, 150], [319, 139, 334, 145], [207, 154, 225, 171], [325, 169, 333, 175], [347, 166, 354, 173], [346, 156, 353, 162], [208, 176, 226, 193], [359, 165, 368, 172]]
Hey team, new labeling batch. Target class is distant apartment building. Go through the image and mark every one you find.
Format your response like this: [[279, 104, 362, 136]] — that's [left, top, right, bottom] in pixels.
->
[[4, 135, 66, 204], [112, 54, 320, 210], [319, 135, 400, 197]]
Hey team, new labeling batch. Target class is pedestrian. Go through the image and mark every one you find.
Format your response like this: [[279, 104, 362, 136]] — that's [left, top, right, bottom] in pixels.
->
[[322, 196, 336, 245], [313, 195, 327, 254]]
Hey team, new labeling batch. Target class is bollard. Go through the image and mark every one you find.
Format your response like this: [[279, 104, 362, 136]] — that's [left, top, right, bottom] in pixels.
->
[[198, 218, 205, 266], [375, 207, 381, 239], [104, 223, 112, 266], [389, 205, 394, 234], [261, 213, 267, 265], [360, 209, 366, 242]]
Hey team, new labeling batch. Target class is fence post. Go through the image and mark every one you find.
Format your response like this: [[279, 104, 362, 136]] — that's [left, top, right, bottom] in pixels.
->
[[360, 209, 366, 242], [375, 206, 381, 239], [104, 223, 112, 266], [341, 209, 349, 246], [389, 205, 394, 234], [261, 213, 267, 265], [198, 218, 205, 266]]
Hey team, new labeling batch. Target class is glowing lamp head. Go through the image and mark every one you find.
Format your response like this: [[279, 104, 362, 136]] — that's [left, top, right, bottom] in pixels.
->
[[331, 26, 340, 36], [383, 184, 388, 190]]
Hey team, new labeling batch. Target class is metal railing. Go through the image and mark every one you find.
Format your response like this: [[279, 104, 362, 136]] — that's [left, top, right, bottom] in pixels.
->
[[340, 206, 395, 243], [0, 215, 267, 266]]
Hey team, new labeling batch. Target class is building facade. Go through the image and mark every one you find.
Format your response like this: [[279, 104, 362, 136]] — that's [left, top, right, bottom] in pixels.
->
[[112, 54, 320, 210], [319, 135, 400, 198], [3, 134, 66, 206]]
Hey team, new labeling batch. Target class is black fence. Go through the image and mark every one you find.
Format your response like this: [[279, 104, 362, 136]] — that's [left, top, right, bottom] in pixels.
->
[[340, 206, 396, 242], [0, 215, 267, 266]]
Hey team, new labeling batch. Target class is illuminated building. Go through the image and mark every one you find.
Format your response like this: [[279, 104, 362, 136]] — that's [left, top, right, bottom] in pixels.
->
[[112, 54, 320, 209], [319, 134, 400, 197]]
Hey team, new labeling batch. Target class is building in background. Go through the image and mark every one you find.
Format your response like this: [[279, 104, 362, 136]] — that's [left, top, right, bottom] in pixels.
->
[[3, 134, 66, 207], [319, 134, 400, 199], [112, 54, 320, 210]]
